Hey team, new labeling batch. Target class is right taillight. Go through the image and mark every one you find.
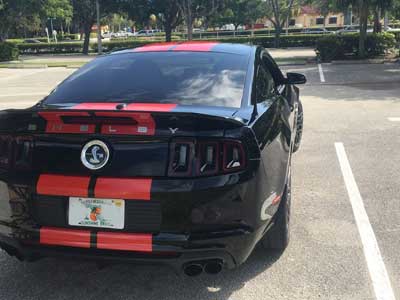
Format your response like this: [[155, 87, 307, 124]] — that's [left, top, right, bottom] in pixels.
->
[[168, 139, 246, 177], [222, 141, 246, 172]]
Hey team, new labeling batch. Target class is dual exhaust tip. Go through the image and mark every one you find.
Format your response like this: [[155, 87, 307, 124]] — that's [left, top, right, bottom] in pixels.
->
[[183, 260, 223, 276]]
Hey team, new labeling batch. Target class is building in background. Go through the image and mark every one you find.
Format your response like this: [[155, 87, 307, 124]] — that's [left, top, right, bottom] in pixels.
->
[[264, 6, 346, 29], [290, 6, 345, 28]]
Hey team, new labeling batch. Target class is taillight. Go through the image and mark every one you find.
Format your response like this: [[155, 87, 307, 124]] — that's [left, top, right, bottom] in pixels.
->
[[14, 137, 33, 169], [168, 140, 194, 176], [0, 136, 32, 169], [168, 139, 246, 177], [197, 142, 219, 175], [223, 141, 245, 172], [0, 136, 11, 167]]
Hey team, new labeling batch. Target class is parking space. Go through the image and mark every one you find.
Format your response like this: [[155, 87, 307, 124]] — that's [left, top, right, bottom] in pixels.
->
[[0, 62, 399, 299], [0, 68, 74, 109]]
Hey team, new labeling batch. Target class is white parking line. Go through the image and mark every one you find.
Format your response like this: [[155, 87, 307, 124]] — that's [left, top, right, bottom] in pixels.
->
[[388, 117, 400, 122], [335, 142, 396, 300], [318, 64, 326, 83]]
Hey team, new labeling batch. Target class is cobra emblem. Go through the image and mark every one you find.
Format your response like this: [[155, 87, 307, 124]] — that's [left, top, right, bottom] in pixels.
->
[[89, 146, 102, 164]]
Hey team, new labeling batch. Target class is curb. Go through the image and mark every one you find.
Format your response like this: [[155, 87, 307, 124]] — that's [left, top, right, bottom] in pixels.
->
[[330, 59, 399, 64], [0, 64, 48, 69], [0, 63, 85, 69]]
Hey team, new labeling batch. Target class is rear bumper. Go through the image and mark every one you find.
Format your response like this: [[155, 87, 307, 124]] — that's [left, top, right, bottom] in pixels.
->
[[0, 167, 275, 270], [0, 224, 264, 271]]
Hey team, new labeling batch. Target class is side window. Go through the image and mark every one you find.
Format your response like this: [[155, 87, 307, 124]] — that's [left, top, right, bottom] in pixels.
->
[[256, 64, 275, 103]]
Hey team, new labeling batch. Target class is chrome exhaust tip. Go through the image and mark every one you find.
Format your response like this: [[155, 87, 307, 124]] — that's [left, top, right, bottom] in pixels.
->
[[204, 260, 223, 275], [183, 263, 203, 277]]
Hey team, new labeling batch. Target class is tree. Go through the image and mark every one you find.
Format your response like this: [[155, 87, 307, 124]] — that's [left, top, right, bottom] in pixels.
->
[[393, 0, 400, 19], [220, 0, 262, 31], [371, 0, 392, 32], [178, 0, 225, 40], [337, 0, 393, 57], [43, 0, 73, 35], [125, 0, 152, 29], [264, 0, 297, 47], [72, 0, 128, 54], [150, 0, 182, 42], [0, 0, 42, 41]]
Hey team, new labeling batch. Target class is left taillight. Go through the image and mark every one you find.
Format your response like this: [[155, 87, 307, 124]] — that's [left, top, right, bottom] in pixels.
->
[[0, 136, 11, 167], [14, 137, 33, 169], [168, 139, 246, 177], [0, 136, 33, 170]]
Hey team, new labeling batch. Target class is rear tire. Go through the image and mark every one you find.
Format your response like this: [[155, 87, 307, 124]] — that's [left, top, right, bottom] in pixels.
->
[[261, 168, 291, 250], [292, 101, 303, 153]]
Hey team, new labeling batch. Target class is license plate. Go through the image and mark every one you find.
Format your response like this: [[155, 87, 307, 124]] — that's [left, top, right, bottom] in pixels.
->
[[68, 197, 125, 229]]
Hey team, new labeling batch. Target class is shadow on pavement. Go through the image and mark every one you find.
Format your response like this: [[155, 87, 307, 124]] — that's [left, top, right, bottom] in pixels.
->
[[0, 245, 283, 300]]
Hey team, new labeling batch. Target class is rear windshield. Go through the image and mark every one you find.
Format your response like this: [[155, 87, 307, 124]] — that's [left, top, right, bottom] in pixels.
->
[[44, 51, 249, 108]]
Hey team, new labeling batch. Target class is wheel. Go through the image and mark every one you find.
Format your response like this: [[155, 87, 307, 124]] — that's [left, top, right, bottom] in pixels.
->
[[261, 168, 291, 250], [292, 101, 303, 153]]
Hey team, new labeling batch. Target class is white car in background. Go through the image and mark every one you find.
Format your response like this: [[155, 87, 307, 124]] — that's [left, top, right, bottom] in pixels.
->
[[336, 25, 374, 34], [134, 30, 157, 37]]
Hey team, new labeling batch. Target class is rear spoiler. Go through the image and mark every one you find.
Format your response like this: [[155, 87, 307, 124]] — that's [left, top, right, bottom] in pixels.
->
[[0, 108, 246, 136]]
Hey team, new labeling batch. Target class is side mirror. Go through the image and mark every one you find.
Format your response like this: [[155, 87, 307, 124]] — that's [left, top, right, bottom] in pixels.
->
[[286, 72, 307, 85]]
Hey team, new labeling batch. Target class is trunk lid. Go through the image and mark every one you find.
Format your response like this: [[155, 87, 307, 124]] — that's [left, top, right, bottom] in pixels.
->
[[0, 104, 246, 178]]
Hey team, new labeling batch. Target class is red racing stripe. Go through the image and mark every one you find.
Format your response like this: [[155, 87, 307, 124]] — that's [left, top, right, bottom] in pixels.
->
[[94, 178, 152, 200], [125, 103, 177, 112], [38, 111, 96, 134], [37, 174, 90, 197], [133, 42, 178, 52], [173, 42, 219, 52], [97, 232, 152, 252], [70, 103, 120, 110], [40, 227, 91, 248], [70, 103, 177, 112]]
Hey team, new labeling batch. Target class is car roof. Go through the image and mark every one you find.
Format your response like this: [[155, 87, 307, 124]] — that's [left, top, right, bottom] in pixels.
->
[[112, 42, 255, 56]]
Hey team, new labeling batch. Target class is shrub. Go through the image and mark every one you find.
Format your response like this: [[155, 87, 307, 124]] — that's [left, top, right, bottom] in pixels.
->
[[0, 42, 19, 62], [5, 39, 25, 44], [93, 34, 322, 53], [92, 40, 151, 52], [17, 42, 84, 54], [62, 33, 80, 40], [316, 32, 396, 61], [316, 35, 345, 61]]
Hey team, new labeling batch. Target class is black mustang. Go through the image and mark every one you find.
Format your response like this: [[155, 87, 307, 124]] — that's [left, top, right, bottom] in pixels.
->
[[0, 42, 305, 276]]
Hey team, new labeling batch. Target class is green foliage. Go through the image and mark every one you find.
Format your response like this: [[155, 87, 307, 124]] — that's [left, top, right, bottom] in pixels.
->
[[93, 40, 150, 52], [0, 0, 42, 40], [217, 34, 323, 47], [17, 42, 84, 54], [315, 35, 345, 61], [43, 0, 73, 22], [62, 33, 80, 40], [316, 32, 396, 61], [0, 42, 19, 61], [220, 0, 266, 29], [15, 32, 396, 57], [95, 34, 323, 52]]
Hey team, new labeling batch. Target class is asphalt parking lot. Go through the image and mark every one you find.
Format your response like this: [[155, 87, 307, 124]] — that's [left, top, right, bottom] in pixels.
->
[[0, 61, 399, 300]]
